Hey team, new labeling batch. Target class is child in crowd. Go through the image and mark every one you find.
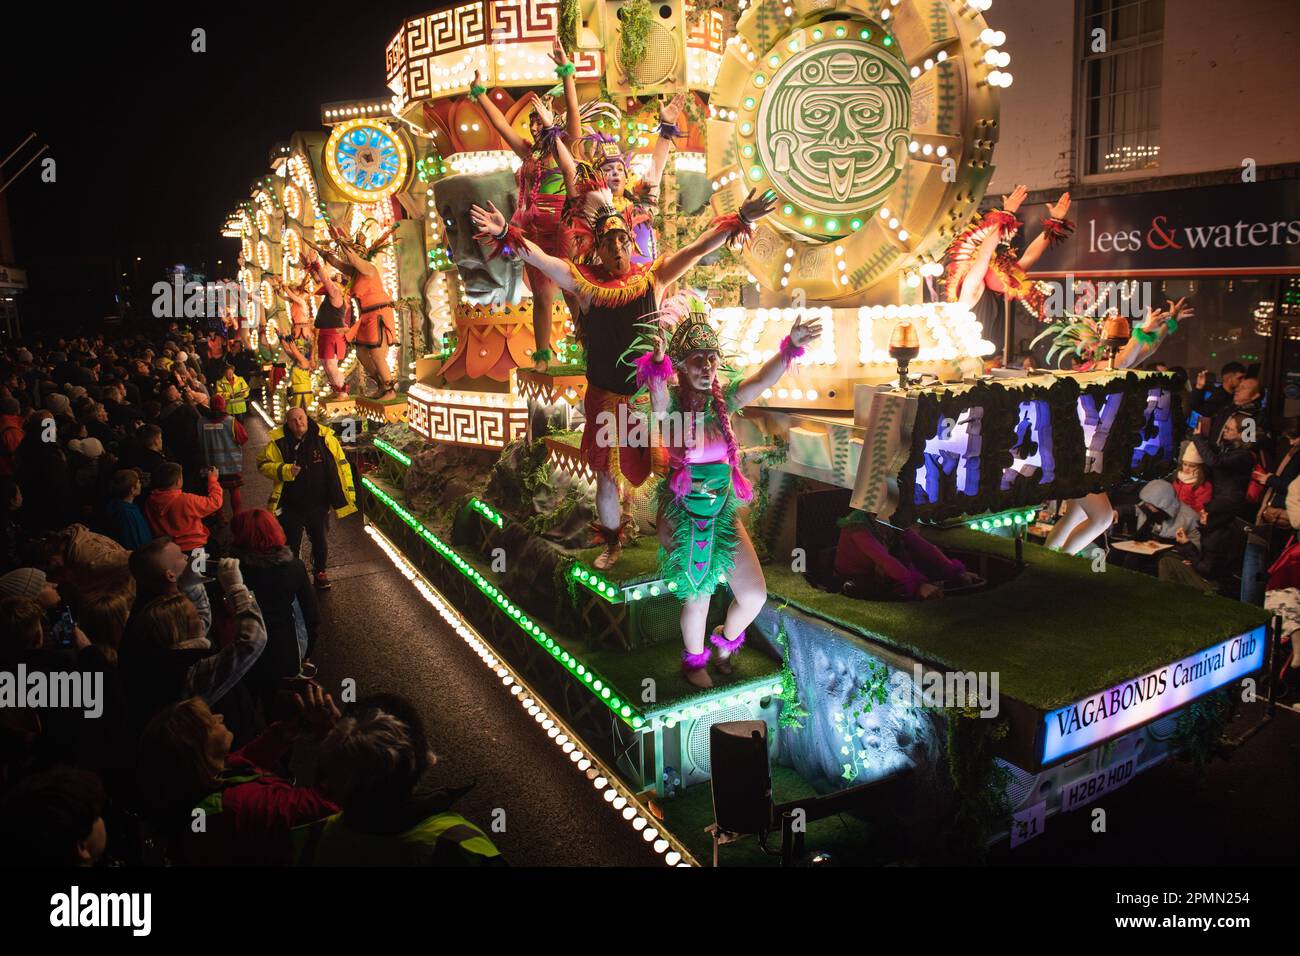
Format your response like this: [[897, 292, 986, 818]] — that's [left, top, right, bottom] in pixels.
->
[[143, 463, 223, 552], [103, 469, 152, 551], [1173, 440, 1213, 513]]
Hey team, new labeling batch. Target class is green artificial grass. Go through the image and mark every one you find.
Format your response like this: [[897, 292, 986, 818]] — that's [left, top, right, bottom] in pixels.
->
[[762, 527, 1271, 711], [660, 767, 877, 866], [569, 536, 664, 583]]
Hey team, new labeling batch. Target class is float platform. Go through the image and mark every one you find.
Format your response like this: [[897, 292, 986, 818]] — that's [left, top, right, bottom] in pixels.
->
[[355, 423, 1274, 861]]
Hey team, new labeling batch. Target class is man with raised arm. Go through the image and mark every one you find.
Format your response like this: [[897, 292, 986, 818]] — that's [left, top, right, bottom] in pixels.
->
[[469, 187, 776, 569]]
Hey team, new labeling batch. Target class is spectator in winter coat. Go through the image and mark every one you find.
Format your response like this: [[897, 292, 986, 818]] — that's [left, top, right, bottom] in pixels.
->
[[1126, 479, 1202, 550], [1189, 361, 1245, 427], [1172, 440, 1213, 513], [297, 693, 504, 866], [1158, 497, 1248, 593], [230, 509, 319, 711], [143, 463, 222, 551], [0, 478, 22, 574], [1192, 413, 1255, 509], [118, 423, 168, 489], [120, 557, 267, 741], [198, 394, 247, 518], [215, 363, 250, 420], [15, 412, 74, 532], [157, 385, 203, 486], [102, 469, 152, 551], [0, 397, 23, 477], [0, 767, 108, 867], [137, 686, 339, 865]]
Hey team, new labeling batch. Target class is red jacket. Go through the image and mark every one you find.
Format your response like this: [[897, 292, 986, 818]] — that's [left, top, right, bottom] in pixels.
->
[[1174, 479, 1213, 513], [144, 472, 223, 549], [167, 722, 339, 866]]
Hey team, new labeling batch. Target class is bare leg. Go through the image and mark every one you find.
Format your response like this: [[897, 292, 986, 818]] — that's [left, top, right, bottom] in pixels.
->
[[1044, 499, 1088, 551], [357, 347, 394, 396], [595, 471, 621, 530], [680, 596, 710, 656], [1057, 491, 1113, 556], [532, 277, 555, 372], [322, 357, 345, 392], [720, 519, 767, 641]]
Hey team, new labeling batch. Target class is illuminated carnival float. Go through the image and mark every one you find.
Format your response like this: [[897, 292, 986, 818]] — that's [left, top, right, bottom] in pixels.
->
[[225, 107, 427, 427], [228, 0, 1273, 864]]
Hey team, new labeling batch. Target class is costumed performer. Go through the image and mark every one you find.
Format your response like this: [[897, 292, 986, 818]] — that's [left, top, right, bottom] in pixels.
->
[[634, 296, 820, 688], [296, 239, 354, 397], [1036, 297, 1194, 555], [946, 185, 1072, 318], [269, 274, 320, 410], [563, 83, 687, 266], [471, 40, 584, 373], [330, 223, 400, 400], [468, 187, 778, 571]]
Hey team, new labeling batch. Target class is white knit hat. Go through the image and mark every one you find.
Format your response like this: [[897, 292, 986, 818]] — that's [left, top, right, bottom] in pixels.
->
[[1180, 440, 1203, 465], [69, 437, 105, 459]]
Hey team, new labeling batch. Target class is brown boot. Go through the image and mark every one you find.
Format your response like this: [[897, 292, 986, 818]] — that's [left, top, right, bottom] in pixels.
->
[[710, 626, 746, 676], [682, 648, 713, 689], [590, 521, 624, 571]]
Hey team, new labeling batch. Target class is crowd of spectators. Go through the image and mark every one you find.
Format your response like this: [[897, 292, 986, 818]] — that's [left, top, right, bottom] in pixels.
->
[[0, 324, 502, 867], [1091, 362, 1300, 675]]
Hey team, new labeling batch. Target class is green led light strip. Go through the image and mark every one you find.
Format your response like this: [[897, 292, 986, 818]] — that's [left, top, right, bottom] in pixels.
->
[[469, 498, 503, 528], [362, 477, 644, 729], [465, 498, 663, 606], [966, 507, 1040, 533], [373, 436, 412, 467], [568, 562, 625, 604]]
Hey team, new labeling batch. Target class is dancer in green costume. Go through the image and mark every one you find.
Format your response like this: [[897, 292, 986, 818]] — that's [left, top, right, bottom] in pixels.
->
[[634, 295, 820, 688]]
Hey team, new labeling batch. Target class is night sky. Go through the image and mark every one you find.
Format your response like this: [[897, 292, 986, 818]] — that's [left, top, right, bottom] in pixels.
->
[[3, 2, 442, 325]]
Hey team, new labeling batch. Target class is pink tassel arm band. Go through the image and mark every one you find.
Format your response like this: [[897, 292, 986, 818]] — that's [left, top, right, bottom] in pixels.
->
[[779, 334, 805, 365], [633, 351, 674, 387]]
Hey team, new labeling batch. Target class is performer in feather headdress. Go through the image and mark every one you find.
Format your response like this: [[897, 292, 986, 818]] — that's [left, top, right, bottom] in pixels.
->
[[268, 271, 326, 406], [469, 187, 776, 571], [945, 185, 1073, 321], [564, 92, 686, 266], [467, 40, 587, 373], [632, 294, 820, 688], [300, 220, 401, 399]]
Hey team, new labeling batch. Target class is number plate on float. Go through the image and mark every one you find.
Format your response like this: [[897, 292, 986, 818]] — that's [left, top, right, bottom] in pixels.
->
[[1060, 756, 1136, 813]]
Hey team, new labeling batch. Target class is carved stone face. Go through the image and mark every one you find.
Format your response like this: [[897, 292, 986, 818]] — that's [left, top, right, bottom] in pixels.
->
[[759, 43, 911, 215], [433, 169, 523, 306]]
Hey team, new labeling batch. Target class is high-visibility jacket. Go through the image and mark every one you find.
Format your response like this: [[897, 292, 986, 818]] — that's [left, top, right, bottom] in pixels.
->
[[291, 811, 505, 866], [216, 374, 250, 416], [257, 420, 356, 518]]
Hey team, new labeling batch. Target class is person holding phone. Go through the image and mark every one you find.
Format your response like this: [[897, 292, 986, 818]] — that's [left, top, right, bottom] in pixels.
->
[[0, 567, 88, 651]]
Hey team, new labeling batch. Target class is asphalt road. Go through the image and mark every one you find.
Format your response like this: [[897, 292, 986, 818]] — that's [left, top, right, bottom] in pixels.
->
[[241, 410, 1300, 867], [241, 413, 659, 867]]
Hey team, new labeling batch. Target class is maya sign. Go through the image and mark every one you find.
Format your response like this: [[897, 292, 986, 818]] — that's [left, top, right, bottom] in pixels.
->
[[1041, 626, 1266, 764]]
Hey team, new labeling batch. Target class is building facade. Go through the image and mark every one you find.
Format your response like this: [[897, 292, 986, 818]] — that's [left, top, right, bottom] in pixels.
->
[[988, 0, 1300, 420]]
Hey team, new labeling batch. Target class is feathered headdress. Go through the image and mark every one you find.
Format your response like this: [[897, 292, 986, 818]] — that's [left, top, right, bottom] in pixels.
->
[[1029, 313, 1105, 369], [330, 220, 400, 261], [624, 292, 752, 502], [667, 301, 719, 363], [584, 131, 631, 173], [590, 198, 630, 240]]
